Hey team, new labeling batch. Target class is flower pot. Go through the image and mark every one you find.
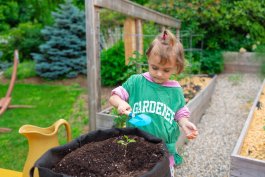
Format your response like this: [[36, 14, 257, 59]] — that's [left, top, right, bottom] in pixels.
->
[[230, 79, 265, 176], [30, 128, 170, 177]]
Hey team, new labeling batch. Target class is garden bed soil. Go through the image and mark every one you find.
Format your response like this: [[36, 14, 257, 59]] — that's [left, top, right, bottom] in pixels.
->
[[230, 79, 265, 176], [52, 135, 165, 177], [240, 85, 265, 160], [178, 75, 212, 103]]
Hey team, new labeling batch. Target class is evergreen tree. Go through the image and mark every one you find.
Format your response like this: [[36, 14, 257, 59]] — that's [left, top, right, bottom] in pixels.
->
[[32, 0, 86, 79]]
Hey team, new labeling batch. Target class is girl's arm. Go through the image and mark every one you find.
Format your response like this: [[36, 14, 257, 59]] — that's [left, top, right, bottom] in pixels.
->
[[109, 94, 132, 114]]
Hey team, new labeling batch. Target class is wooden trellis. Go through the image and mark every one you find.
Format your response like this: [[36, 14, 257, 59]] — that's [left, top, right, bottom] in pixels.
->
[[85, 0, 181, 131]]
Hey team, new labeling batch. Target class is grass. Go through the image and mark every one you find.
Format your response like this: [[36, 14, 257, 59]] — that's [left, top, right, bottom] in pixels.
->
[[0, 83, 86, 171], [4, 61, 37, 79]]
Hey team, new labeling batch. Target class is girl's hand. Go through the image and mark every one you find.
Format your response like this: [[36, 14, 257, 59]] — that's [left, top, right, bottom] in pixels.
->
[[109, 94, 132, 114], [117, 101, 132, 115], [178, 118, 198, 140]]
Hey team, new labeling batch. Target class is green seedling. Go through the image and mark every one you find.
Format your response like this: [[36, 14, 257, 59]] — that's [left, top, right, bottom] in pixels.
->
[[111, 108, 127, 128], [117, 135, 136, 146], [117, 135, 136, 157]]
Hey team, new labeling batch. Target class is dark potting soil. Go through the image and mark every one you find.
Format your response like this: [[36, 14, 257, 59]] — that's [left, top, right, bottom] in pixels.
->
[[52, 135, 167, 177]]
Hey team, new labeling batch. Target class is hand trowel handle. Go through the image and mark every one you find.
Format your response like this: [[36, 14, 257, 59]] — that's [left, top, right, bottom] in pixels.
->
[[123, 110, 134, 118]]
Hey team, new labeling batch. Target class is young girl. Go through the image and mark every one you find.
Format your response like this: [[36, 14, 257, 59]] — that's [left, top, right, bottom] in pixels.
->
[[109, 29, 198, 176]]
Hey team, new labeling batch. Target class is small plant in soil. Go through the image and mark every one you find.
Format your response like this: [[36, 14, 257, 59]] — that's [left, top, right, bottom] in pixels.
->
[[117, 135, 136, 157], [117, 135, 136, 146], [51, 135, 166, 177]]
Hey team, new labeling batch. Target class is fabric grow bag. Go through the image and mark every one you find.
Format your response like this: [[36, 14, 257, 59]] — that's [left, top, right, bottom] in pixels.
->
[[30, 128, 170, 177]]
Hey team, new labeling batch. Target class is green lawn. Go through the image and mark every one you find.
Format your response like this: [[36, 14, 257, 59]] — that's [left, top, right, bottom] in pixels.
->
[[0, 83, 87, 171]]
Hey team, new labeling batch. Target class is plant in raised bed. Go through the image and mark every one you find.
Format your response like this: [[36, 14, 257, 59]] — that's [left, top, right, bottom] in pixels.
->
[[230, 80, 265, 176], [112, 107, 127, 128], [240, 90, 265, 161], [176, 74, 213, 103]]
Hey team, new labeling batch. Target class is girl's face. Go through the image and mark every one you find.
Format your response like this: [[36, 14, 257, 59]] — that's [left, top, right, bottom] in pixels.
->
[[148, 54, 177, 84]]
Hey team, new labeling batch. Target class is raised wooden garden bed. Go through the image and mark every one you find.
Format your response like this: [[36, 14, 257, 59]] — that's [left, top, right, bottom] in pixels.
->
[[230, 79, 265, 177], [96, 75, 217, 148], [223, 52, 262, 73]]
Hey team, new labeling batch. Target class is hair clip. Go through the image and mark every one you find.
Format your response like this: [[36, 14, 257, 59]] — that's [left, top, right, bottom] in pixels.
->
[[162, 31, 167, 40]]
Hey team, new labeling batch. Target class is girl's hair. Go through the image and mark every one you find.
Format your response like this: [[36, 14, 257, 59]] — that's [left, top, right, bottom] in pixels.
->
[[146, 29, 184, 74]]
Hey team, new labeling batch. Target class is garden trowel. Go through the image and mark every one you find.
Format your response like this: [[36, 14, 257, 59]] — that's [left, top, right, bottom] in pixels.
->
[[124, 111, 152, 126]]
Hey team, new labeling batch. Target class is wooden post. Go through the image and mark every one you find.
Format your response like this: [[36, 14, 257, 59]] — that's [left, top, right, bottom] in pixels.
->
[[86, 0, 101, 131], [135, 19, 143, 73], [176, 29, 180, 41], [135, 19, 143, 55], [124, 18, 143, 65], [124, 17, 136, 65]]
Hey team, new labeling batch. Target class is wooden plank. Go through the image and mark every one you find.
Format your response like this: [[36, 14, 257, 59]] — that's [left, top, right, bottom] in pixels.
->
[[135, 19, 143, 55], [96, 107, 115, 129], [223, 52, 262, 73], [187, 75, 217, 113], [124, 18, 143, 65], [231, 155, 265, 177], [124, 18, 136, 65], [230, 79, 265, 176], [6, 50, 18, 97], [94, 0, 181, 28], [85, 0, 101, 131], [224, 63, 260, 73], [231, 79, 265, 155]]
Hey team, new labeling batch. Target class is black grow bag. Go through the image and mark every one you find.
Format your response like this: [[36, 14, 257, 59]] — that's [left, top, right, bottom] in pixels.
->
[[30, 128, 170, 177]]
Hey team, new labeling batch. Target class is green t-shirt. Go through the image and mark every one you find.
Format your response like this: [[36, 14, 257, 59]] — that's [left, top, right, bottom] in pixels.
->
[[122, 74, 186, 164]]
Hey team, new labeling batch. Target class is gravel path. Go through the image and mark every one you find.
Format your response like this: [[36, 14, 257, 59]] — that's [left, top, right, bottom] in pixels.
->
[[175, 73, 263, 177]]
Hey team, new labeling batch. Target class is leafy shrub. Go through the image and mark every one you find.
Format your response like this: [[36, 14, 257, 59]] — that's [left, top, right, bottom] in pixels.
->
[[185, 52, 202, 74], [256, 44, 265, 77], [0, 2, 19, 32], [0, 22, 43, 62], [101, 41, 150, 86], [201, 50, 223, 74], [101, 40, 129, 86], [3, 61, 36, 79], [119, 51, 148, 82], [0, 61, 12, 71], [146, 0, 265, 52]]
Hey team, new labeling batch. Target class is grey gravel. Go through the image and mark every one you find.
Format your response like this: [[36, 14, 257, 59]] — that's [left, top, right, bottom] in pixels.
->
[[175, 73, 263, 177]]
